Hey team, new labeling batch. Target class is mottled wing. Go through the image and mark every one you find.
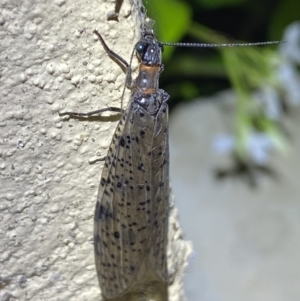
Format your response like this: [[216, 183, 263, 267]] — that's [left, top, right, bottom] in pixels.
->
[[147, 102, 169, 282], [94, 101, 158, 298]]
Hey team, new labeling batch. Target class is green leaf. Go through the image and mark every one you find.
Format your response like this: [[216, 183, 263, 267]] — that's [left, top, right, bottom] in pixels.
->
[[145, 0, 192, 60], [198, 0, 248, 9], [269, 0, 300, 40]]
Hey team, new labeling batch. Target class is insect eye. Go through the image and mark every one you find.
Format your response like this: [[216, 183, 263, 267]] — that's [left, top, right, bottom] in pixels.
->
[[136, 42, 147, 54]]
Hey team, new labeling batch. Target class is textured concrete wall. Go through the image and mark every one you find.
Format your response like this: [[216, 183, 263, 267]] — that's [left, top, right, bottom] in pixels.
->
[[0, 1, 139, 300]]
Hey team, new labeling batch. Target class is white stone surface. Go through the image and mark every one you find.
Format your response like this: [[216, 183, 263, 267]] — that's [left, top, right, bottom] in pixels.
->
[[0, 1, 139, 300], [169, 91, 300, 301]]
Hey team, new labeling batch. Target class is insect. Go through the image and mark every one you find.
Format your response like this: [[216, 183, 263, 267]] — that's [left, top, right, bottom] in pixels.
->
[[60, 28, 170, 299], [93, 29, 170, 299], [59, 26, 281, 299]]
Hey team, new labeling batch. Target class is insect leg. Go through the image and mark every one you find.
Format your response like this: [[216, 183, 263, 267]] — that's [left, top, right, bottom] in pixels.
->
[[59, 32, 130, 119], [58, 106, 124, 118], [93, 30, 129, 69], [93, 30, 133, 90]]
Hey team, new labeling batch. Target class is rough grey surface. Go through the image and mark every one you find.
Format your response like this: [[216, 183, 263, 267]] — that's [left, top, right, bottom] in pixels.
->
[[169, 90, 300, 301]]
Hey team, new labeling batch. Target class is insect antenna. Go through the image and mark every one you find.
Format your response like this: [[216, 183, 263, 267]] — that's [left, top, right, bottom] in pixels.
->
[[160, 40, 283, 48]]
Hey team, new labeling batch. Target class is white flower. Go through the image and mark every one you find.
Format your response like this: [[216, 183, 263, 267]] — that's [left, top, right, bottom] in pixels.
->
[[278, 62, 300, 105], [213, 133, 235, 154], [253, 87, 282, 119], [279, 21, 300, 63], [247, 132, 274, 164]]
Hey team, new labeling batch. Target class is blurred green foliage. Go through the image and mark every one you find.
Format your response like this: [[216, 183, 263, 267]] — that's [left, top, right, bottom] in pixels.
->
[[145, 0, 298, 107], [144, 0, 296, 164], [198, 0, 247, 8], [144, 0, 191, 59], [270, 0, 300, 40]]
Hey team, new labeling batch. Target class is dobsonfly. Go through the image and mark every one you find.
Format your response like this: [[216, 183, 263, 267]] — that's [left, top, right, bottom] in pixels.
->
[[59, 26, 281, 299], [60, 28, 170, 299]]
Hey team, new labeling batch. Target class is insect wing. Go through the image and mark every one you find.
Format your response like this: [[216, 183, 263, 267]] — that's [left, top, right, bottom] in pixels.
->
[[146, 101, 169, 282], [94, 100, 168, 298]]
